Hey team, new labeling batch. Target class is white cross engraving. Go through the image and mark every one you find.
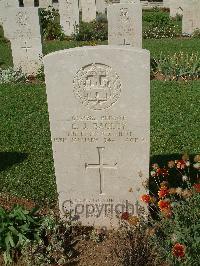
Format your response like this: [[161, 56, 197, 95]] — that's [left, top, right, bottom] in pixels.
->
[[85, 147, 117, 195]]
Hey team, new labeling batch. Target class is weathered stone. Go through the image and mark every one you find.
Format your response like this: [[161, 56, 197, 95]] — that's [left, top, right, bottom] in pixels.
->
[[82, 0, 96, 22], [169, 0, 184, 17], [39, 0, 52, 8], [3, 7, 42, 75], [107, 3, 142, 47], [0, 0, 19, 29], [44, 45, 150, 228], [182, 0, 200, 35], [59, 0, 79, 36], [23, 0, 34, 7], [96, 0, 105, 14]]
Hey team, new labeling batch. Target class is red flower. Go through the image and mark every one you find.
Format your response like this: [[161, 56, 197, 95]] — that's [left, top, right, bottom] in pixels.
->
[[193, 183, 200, 193], [121, 212, 129, 220], [156, 168, 168, 177], [176, 160, 186, 169], [141, 194, 151, 204], [158, 199, 170, 210], [158, 187, 169, 198], [172, 243, 186, 258]]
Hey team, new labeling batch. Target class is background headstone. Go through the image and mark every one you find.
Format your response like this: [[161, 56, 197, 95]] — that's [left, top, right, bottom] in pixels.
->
[[169, 0, 184, 17], [23, 0, 34, 7], [182, 0, 200, 35], [59, 0, 79, 36], [3, 7, 42, 75], [0, 0, 19, 29], [39, 0, 52, 8], [107, 3, 142, 47], [96, 0, 105, 14], [44, 45, 150, 228], [82, 0, 96, 22]]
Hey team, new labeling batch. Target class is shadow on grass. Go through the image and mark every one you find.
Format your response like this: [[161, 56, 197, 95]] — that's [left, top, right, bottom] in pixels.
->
[[0, 152, 28, 172]]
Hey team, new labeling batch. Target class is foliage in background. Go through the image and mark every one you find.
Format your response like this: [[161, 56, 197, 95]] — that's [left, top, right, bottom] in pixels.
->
[[73, 20, 108, 42], [0, 67, 26, 84], [143, 10, 180, 39], [153, 52, 200, 81], [39, 7, 64, 41]]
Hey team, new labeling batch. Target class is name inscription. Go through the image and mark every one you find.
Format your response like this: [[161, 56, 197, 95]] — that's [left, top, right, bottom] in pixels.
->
[[53, 115, 144, 144]]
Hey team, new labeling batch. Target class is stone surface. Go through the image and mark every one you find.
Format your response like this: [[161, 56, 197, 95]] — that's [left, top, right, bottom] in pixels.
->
[[169, 0, 184, 17], [39, 0, 52, 8], [3, 7, 42, 75], [82, 0, 96, 22], [107, 3, 142, 48], [120, 0, 140, 3], [0, 0, 19, 28], [163, 0, 170, 8], [59, 0, 79, 36], [182, 0, 200, 35], [44, 45, 150, 228], [96, 0, 105, 14], [23, 0, 34, 7]]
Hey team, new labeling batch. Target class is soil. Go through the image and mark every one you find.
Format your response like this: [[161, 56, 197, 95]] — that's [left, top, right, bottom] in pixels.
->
[[0, 193, 160, 266]]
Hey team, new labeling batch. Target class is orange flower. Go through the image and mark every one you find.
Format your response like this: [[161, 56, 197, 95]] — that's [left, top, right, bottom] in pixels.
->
[[158, 199, 170, 210], [162, 207, 173, 218], [172, 243, 186, 258], [158, 187, 169, 198], [141, 194, 151, 204], [193, 183, 200, 193]]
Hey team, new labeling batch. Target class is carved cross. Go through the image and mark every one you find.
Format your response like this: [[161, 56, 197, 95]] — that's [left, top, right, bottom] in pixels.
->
[[85, 147, 117, 194]]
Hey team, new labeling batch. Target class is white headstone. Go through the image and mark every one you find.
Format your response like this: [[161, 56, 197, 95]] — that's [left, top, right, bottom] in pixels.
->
[[44, 45, 150, 228], [182, 0, 200, 35], [23, 0, 34, 7], [107, 3, 142, 48], [96, 0, 105, 14], [3, 8, 42, 75], [169, 0, 184, 17], [82, 0, 96, 22], [0, 0, 19, 29], [163, 0, 170, 8], [39, 0, 52, 8], [120, 0, 140, 3], [59, 0, 79, 36]]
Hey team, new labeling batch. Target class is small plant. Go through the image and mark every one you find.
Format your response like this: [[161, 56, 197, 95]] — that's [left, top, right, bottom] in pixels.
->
[[192, 28, 200, 38], [39, 7, 64, 40], [0, 206, 43, 264], [73, 21, 108, 42], [140, 154, 200, 265], [153, 52, 200, 81], [143, 11, 179, 39], [0, 67, 26, 84]]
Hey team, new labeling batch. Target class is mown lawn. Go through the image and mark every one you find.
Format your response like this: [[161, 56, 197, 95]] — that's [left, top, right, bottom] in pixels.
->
[[0, 19, 200, 203], [0, 81, 199, 203]]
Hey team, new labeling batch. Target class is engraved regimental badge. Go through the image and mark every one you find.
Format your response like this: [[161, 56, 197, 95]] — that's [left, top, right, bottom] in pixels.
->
[[73, 63, 121, 110]]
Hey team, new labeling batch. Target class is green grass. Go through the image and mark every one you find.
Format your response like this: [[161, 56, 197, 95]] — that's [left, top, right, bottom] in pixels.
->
[[43, 40, 107, 55], [0, 83, 57, 204], [143, 38, 200, 58], [0, 81, 199, 203]]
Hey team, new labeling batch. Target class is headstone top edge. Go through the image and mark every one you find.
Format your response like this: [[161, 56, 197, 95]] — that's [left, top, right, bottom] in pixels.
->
[[44, 45, 150, 60]]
